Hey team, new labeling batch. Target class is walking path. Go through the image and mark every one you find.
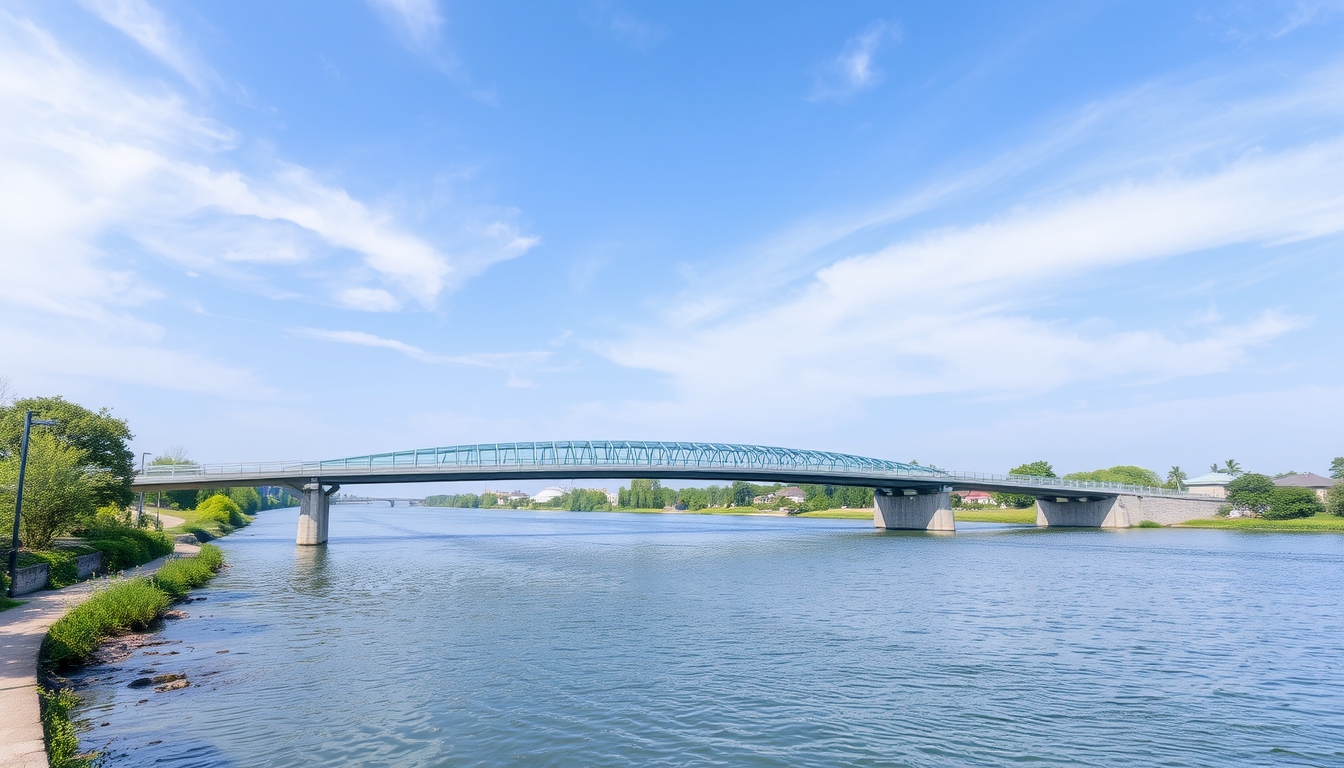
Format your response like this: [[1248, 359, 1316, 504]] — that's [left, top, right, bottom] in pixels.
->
[[0, 543, 198, 768]]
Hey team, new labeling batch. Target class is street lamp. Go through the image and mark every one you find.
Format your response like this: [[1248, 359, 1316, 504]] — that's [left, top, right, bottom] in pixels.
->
[[137, 452, 151, 526], [7, 411, 58, 598]]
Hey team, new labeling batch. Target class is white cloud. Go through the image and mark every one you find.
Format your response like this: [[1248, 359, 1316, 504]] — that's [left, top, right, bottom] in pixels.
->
[[289, 328, 553, 372], [592, 123, 1344, 424], [809, 20, 901, 103], [367, 0, 444, 53], [79, 0, 215, 90]]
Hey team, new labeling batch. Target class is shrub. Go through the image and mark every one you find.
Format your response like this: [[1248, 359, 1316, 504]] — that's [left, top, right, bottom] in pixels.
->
[[20, 550, 83, 589], [80, 521, 174, 571], [1265, 486, 1325, 520], [1327, 483, 1344, 517], [1227, 473, 1274, 516], [152, 544, 224, 598], [43, 578, 170, 667], [196, 494, 248, 528], [1135, 520, 1163, 528]]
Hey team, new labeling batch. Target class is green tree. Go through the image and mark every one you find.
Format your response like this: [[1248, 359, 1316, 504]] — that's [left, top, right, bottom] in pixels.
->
[[1265, 487, 1324, 520], [1220, 460, 1243, 476], [0, 432, 96, 548], [1165, 466, 1188, 491], [993, 461, 1055, 508], [1326, 483, 1344, 516], [1226, 473, 1274, 516], [1331, 457, 1344, 480], [148, 450, 199, 509], [0, 396, 135, 508], [1064, 466, 1163, 487]]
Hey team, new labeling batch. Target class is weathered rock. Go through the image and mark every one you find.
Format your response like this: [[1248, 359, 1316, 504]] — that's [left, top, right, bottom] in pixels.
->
[[154, 678, 189, 692]]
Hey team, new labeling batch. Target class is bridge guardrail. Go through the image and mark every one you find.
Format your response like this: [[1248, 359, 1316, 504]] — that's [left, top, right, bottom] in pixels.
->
[[138, 440, 1199, 499]]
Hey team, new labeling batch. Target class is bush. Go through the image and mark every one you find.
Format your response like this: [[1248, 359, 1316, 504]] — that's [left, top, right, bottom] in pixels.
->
[[39, 686, 93, 768], [1327, 483, 1344, 517], [196, 494, 248, 528], [20, 550, 82, 589], [152, 544, 224, 598], [43, 578, 170, 667], [81, 521, 174, 571], [1227, 473, 1274, 516], [1265, 486, 1325, 520], [0, 432, 96, 549]]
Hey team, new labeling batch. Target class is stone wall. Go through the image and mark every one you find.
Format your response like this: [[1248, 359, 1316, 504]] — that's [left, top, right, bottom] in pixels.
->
[[75, 552, 102, 579], [11, 563, 49, 596], [1037, 494, 1227, 528]]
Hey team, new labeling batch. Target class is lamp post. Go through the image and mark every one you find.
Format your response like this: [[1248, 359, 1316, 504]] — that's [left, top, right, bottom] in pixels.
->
[[137, 452, 151, 527], [7, 411, 58, 598]]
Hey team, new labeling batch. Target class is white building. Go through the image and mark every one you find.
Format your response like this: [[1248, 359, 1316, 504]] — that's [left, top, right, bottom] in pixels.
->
[[532, 486, 566, 503], [1185, 472, 1236, 499]]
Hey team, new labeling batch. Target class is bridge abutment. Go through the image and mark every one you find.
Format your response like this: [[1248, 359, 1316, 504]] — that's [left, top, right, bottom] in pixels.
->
[[874, 490, 955, 532], [297, 481, 340, 545], [1036, 494, 1227, 528]]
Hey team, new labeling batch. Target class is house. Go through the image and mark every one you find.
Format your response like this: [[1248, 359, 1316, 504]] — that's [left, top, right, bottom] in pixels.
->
[[774, 486, 806, 504], [957, 490, 995, 506], [1185, 472, 1236, 499], [1273, 473, 1336, 503], [487, 490, 530, 504], [605, 489, 619, 505]]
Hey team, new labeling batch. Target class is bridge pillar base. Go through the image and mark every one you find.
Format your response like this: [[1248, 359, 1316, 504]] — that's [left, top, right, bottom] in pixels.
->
[[1036, 494, 1228, 528], [297, 482, 339, 545], [874, 490, 955, 532]]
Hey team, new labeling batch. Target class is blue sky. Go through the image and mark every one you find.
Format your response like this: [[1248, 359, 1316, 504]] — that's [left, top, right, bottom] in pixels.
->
[[1, 0, 1342, 493]]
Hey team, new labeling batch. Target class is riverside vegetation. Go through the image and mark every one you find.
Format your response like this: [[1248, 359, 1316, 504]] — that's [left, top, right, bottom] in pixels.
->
[[39, 544, 226, 768]]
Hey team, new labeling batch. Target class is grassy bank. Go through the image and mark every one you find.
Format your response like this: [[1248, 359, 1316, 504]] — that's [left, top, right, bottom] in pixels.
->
[[953, 507, 1038, 524], [1178, 513, 1344, 531], [162, 505, 253, 541], [39, 545, 226, 768]]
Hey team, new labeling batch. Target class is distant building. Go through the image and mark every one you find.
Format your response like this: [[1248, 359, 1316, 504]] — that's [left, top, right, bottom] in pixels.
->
[[1273, 473, 1335, 502], [486, 489, 530, 503], [958, 490, 995, 506], [1185, 472, 1236, 499], [774, 486, 806, 504], [532, 486, 566, 503], [605, 489, 619, 505]]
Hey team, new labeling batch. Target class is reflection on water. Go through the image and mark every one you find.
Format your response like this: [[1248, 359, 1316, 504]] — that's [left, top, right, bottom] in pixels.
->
[[70, 506, 1344, 767]]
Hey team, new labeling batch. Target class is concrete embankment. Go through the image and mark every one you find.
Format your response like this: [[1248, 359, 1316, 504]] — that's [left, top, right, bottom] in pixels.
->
[[0, 543, 199, 768]]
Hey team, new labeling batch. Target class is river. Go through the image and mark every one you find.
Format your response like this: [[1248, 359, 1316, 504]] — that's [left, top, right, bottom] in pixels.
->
[[69, 506, 1344, 766]]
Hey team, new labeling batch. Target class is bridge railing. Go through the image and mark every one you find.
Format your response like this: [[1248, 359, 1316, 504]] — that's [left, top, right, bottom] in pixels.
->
[[136, 440, 1197, 498]]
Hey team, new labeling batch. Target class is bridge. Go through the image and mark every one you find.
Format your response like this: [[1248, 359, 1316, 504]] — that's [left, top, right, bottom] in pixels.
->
[[332, 495, 423, 507], [131, 440, 1224, 544]]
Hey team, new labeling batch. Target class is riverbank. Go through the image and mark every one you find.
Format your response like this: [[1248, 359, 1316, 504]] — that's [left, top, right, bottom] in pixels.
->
[[0, 544, 197, 768], [1177, 512, 1344, 531], [547, 504, 1041, 525]]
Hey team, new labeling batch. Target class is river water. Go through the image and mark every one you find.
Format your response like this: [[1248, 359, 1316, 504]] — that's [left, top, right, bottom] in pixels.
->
[[69, 506, 1344, 766]]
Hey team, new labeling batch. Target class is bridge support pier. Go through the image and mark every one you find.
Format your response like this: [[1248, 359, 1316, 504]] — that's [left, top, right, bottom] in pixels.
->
[[297, 481, 340, 545], [1036, 494, 1228, 528], [874, 489, 955, 532]]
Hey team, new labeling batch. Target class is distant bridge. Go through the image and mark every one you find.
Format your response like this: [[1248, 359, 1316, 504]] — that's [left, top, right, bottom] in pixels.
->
[[332, 495, 422, 507], [131, 440, 1222, 543]]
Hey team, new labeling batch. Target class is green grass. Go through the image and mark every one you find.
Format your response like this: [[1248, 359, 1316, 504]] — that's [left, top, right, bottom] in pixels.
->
[[42, 544, 225, 668], [1179, 512, 1344, 531], [1, 596, 23, 612], [162, 506, 252, 536], [17, 549, 96, 589], [1135, 520, 1164, 528], [39, 686, 95, 768], [952, 507, 1039, 524]]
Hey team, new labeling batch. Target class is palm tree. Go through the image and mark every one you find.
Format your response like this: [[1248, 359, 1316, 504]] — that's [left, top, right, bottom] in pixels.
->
[[1210, 463, 1220, 473], [1167, 466, 1188, 491], [1221, 459, 1243, 476]]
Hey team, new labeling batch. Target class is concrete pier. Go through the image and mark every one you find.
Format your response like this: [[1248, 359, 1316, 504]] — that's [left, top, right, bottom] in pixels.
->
[[297, 481, 340, 545], [1036, 494, 1226, 528], [874, 489, 956, 532]]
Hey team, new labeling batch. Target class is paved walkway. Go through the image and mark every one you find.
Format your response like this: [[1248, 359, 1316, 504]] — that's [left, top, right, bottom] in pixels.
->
[[0, 544, 198, 768]]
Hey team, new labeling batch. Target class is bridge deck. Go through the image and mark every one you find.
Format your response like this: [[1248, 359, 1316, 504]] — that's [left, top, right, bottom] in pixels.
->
[[131, 440, 1204, 501]]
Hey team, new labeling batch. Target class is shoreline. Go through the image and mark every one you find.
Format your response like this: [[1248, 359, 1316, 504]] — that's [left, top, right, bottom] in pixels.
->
[[0, 543, 199, 768]]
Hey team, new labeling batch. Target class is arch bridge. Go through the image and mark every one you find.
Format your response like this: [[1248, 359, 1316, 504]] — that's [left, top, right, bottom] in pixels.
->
[[131, 440, 1223, 543]]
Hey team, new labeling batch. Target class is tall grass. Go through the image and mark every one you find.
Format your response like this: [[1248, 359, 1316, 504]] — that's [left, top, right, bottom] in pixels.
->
[[42, 544, 224, 667], [39, 686, 94, 768]]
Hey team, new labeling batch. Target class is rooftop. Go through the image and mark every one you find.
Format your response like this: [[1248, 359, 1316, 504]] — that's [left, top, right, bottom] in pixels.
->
[[1273, 473, 1336, 489], [1186, 472, 1236, 486]]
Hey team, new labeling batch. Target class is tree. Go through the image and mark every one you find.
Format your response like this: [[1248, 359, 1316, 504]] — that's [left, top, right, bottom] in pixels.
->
[[0, 432, 96, 548], [1065, 466, 1162, 487], [1166, 466, 1188, 491], [0, 396, 135, 508], [1226, 473, 1274, 516], [1265, 487, 1324, 520], [1326, 483, 1344, 517], [148, 450, 199, 509], [1331, 457, 1344, 480], [994, 461, 1055, 509], [1220, 460, 1243, 476]]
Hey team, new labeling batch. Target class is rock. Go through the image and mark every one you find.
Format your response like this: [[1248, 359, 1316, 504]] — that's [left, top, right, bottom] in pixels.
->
[[216, 649, 229, 654], [128, 678, 155, 689], [154, 678, 189, 692]]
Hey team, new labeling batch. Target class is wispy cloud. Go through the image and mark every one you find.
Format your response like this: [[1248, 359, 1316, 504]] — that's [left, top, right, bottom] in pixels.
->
[[290, 328, 553, 375], [79, 0, 216, 90], [583, 2, 666, 52], [809, 20, 902, 103], [590, 57, 1344, 428], [367, 0, 443, 54]]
